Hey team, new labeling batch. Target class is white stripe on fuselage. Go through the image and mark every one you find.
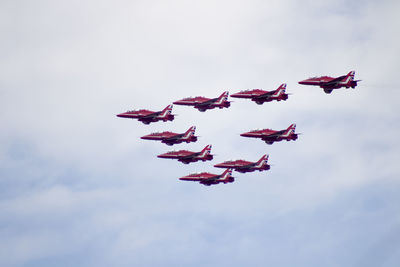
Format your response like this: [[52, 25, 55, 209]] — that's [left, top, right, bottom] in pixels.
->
[[199, 148, 210, 157], [272, 89, 283, 97], [255, 160, 266, 168], [215, 95, 228, 105], [281, 128, 294, 138], [339, 74, 354, 85], [183, 128, 195, 139]]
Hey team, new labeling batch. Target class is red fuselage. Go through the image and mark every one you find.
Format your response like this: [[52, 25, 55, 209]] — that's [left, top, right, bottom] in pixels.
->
[[298, 76, 357, 88], [157, 149, 213, 164], [179, 169, 234, 186], [117, 107, 174, 125], [231, 85, 288, 105], [173, 92, 230, 112], [214, 159, 270, 173], [241, 125, 297, 145], [141, 130, 197, 146], [298, 71, 359, 94]]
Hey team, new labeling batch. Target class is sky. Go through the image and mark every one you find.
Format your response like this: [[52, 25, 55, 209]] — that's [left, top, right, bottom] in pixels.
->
[[1, 0, 400, 266]]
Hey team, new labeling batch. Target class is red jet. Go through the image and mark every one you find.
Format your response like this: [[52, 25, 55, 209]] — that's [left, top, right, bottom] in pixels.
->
[[298, 71, 360, 94], [179, 168, 234, 186], [116, 104, 174, 125], [240, 124, 298, 145], [230, 84, 289, 105], [173, 91, 230, 112], [214, 154, 270, 173], [141, 126, 197, 146], [157, 145, 213, 164]]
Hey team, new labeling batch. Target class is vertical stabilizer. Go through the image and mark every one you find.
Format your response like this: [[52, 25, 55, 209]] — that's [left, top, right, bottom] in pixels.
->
[[343, 70, 355, 84], [220, 168, 233, 180], [199, 145, 212, 158], [183, 126, 196, 140], [272, 83, 286, 97], [255, 154, 269, 168], [159, 104, 173, 118], [282, 123, 296, 138], [215, 91, 229, 104]]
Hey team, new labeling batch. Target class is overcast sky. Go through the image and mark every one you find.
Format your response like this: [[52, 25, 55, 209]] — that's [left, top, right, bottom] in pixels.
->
[[1, 0, 400, 266]]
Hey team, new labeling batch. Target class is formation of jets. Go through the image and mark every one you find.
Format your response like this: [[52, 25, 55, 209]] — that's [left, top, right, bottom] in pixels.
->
[[117, 71, 360, 186]]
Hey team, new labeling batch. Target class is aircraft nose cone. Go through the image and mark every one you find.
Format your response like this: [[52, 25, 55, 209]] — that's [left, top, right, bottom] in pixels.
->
[[298, 79, 309, 85], [117, 112, 131, 118]]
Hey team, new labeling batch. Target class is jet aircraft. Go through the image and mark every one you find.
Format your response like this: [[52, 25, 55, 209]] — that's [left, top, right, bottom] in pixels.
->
[[214, 154, 270, 173], [179, 168, 234, 186], [157, 145, 213, 164], [141, 126, 197, 146], [298, 71, 360, 94], [116, 104, 174, 124], [230, 84, 289, 105], [173, 91, 230, 112], [240, 124, 298, 145]]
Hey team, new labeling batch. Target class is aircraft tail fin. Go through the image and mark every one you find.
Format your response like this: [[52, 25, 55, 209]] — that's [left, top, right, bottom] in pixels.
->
[[216, 91, 229, 104], [160, 104, 173, 118], [272, 83, 286, 97], [255, 154, 269, 168], [220, 168, 233, 180], [277, 83, 287, 95], [344, 70, 355, 84], [199, 144, 212, 158], [282, 123, 296, 137], [183, 126, 196, 139], [347, 70, 355, 78]]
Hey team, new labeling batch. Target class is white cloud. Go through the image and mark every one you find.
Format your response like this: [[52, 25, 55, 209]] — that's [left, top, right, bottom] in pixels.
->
[[1, 0, 400, 266]]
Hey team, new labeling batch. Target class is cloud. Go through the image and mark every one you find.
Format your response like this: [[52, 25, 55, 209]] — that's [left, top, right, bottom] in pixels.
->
[[1, 0, 400, 266]]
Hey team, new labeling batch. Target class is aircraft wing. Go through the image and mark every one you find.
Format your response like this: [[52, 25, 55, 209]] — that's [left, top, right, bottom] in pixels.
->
[[164, 134, 184, 141], [200, 175, 219, 183], [254, 91, 274, 99], [236, 163, 255, 170], [180, 152, 200, 160], [196, 98, 218, 107], [140, 111, 161, 119], [262, 130, 285, 138], [235, 166, 251, 172], [320, 75, 346, 86]]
